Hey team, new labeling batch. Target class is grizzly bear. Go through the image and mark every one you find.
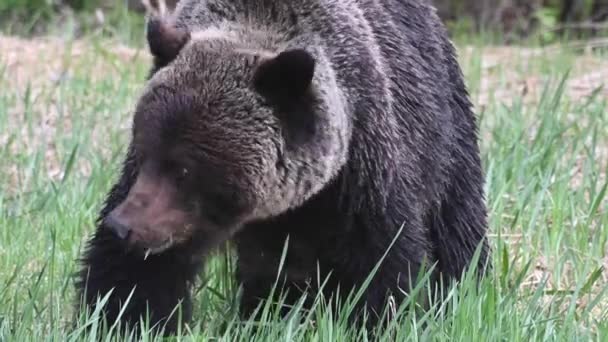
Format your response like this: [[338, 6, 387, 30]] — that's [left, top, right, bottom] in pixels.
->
[[75, 0, 490, 335]]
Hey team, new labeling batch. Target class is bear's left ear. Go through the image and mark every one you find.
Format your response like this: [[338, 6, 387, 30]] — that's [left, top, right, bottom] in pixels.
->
[[146, 16, 190, 70], [253, 49, 316, 101]]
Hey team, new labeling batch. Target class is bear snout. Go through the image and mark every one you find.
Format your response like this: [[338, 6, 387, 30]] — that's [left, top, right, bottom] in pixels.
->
[[104, 213, 131, 240], [105, 203, 193, 254]]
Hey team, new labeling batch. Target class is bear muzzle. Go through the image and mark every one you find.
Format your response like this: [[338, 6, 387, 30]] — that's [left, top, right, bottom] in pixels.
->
[[103, 167, 195, 256]]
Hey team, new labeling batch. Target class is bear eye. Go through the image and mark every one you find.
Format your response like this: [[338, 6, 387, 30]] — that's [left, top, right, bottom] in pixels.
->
[[175, 167, 189, 184], [180, 167, 189, 178]]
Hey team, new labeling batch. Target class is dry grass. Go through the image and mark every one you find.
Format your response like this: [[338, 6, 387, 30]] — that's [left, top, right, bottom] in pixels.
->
[[459, 44, 608, 108], [2, 34, 606, 189], [1, 34, 149, 190]]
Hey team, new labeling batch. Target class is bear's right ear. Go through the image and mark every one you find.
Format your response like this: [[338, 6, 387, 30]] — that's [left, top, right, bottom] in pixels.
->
[[252, 49, 316, 102], [146, 16, 190, 70]]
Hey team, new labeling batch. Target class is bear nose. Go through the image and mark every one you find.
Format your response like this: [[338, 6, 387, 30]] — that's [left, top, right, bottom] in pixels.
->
[[104, 213, 131, 240]]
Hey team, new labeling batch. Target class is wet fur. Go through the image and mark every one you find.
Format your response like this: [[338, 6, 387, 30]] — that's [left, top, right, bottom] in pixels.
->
[[75, 0, 491, 335]]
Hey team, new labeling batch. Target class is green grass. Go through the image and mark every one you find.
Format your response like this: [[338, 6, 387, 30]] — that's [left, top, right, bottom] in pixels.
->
[[1, 25, 607, 341], [1, 0, 146, 44]]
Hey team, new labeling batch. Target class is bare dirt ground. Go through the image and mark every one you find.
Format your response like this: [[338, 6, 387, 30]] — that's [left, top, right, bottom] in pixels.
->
[[2, 34, 607, 102], [459, 40, 608, 108], [0, 34, 150, 91], [2, 32, 608, 118]]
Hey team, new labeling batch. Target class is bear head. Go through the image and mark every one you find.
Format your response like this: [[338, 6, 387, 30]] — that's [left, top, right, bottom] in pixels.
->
[[103, 16, 350, 257]]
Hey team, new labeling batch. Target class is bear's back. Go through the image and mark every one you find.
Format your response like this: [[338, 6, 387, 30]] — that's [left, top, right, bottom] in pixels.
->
[[168, 0, 471, 208]]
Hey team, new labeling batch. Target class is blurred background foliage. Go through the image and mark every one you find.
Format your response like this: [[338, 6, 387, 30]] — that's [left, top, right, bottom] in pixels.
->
[[0, 0, 607, 44], [434, 0, 608, 42]]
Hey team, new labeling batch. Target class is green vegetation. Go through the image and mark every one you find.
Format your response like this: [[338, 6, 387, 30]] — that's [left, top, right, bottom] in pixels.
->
[[0, 5, 607, 341], [0, 0, 145, 42]]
